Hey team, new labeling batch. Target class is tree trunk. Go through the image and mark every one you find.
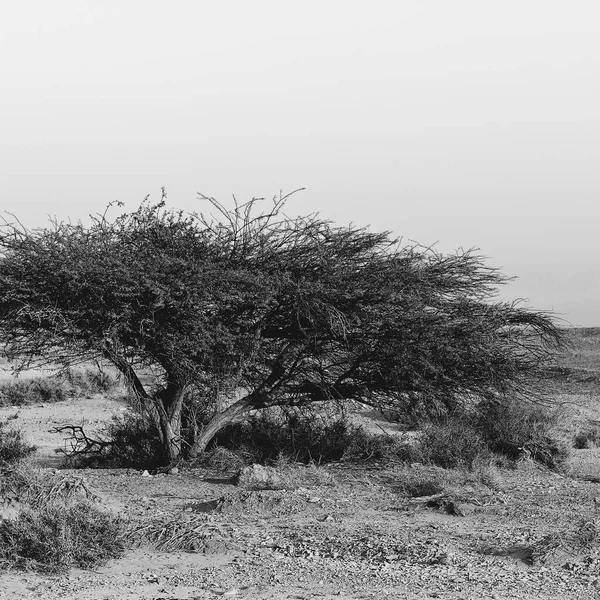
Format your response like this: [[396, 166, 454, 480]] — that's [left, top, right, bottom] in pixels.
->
[[188, 395, 259, 457], [102, 341, 187, 462], [154, 383, 187, 462]]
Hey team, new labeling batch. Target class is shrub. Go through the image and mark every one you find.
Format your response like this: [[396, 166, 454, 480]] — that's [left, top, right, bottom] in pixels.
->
[[476, 398, 569, 470], [396, 471, 445, 497], [102, 412, 168, 469], [0, 501, 124, 573], [573, 427, 600, 449], [61, 367, 121, 395], [0, 367, 122, 407], [0, 464, 124, 573], [0, 377, 69, 406], [0, 464, 92, 508], [56, 410, 168, 470], [212, 408, 412, 465], [413, 417, 490, 470], [0, 422, 35, 464]]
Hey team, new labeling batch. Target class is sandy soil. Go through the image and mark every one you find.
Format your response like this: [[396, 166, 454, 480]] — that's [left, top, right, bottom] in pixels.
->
[[2, 376, 600, 598]]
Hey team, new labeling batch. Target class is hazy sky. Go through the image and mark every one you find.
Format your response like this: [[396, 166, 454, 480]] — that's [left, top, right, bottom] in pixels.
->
[[2, 1, 599, 326]]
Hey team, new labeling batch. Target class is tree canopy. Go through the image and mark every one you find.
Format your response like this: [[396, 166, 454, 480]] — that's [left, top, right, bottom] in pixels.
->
[[0, 193, 566, 460]]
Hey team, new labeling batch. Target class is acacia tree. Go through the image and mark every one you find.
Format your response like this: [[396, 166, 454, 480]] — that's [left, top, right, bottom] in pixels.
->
[[0, 193, 566, 461]]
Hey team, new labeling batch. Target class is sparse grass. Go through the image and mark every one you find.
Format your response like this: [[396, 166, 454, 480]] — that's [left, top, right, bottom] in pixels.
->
[[476, 398, 570, 471], [0, 367, 122, 407]]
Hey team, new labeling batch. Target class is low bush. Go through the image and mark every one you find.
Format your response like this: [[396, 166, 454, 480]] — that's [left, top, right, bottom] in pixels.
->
[[396, 470, 446, 497], [0, 464, 124, 573], [61, 367, 121, 395], [63, 412, 168, 471], [102, 412, 168, 469], [413, 417, 490, 470], [0, 378, 69, 406], [210, 399, 568, 472], [0, 422, 35, 464], [476, 398, 569, 470], [0, 464, 93, 508], [212, 408, 412, 465], [573, 427, 600, 449], [0, 367, 122, 407], [0, 501, 124, 573]]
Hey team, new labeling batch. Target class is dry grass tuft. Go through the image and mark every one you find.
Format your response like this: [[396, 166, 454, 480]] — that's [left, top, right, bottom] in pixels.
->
[[128, 514, 235, 553], [0, 463, 94, 509]]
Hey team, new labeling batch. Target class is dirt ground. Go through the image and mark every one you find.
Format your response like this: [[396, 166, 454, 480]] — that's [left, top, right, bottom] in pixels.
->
[[3, 333, 600, 599]]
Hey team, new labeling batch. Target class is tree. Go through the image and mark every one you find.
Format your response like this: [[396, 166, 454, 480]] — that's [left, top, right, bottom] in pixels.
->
[[0, 192, 566, 461]]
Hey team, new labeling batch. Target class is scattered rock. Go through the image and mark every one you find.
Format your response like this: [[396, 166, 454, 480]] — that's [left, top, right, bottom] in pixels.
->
[[235, 464, 284, 490]]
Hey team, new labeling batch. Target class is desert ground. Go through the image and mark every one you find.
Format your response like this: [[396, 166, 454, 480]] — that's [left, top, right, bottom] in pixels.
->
[[2, 329, 600, 599]]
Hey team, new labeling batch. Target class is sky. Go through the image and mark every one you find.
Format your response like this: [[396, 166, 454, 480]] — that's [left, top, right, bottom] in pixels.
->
[[1, 1, 599, 326]]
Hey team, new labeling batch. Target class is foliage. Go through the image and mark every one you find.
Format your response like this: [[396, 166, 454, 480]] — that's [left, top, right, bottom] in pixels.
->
[[0, 192, 567, 460], [0, 502, 124, 573], [211, 407, 413, 465], [0, 422, 35, 464], [0, 377, 69, 406]]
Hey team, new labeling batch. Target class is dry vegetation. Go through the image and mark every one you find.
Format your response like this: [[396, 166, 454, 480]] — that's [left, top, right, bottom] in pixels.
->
[[1, 330, 600, 599]]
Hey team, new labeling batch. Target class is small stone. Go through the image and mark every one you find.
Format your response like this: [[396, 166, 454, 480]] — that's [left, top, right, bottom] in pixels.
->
[[141, 470, 151, 477], [235, 464, 284, 490], [168, 467, 179, 475]]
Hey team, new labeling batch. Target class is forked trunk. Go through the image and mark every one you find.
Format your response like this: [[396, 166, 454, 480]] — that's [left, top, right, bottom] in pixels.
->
[[103, 343, 185, 461], [154, 383, 187, 462], [188, 395, 258, 457]]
